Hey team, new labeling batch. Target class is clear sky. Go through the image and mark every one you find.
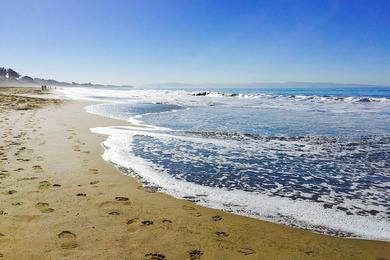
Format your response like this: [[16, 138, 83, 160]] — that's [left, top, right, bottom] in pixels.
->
[[0, 0, 389, 86]]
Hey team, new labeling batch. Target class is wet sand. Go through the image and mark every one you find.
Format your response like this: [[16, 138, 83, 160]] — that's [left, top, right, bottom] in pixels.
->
[[0, 87, 389, 259]]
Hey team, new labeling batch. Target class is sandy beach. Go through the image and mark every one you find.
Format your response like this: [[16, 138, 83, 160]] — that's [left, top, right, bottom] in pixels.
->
[[0, 87, 389, 259]]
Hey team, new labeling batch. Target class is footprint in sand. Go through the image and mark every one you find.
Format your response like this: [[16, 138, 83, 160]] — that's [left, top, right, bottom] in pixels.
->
[[211, 215, 223, 221], [0, 173, 9, 179], [182, 205, 196, 211], [237, 248, 256, 256], [4, 190, 17, 195], [16, 158, 30, 162], [38, 181, 51, 189], [144, 253, 166, 260], [88, 168, 99, 174], [33, 165, 43, 173], [35, 202, 55, 213], [17, 176, 38, 181], [189, 250, 203, 260], [58, 231, 78, 249], [141, 220, 154, 226], [304, 250, 315, 256], [126, 218, 139, 224], [216, 231, 229, 237], [115, 196, 129, 202], [190, 212, 202, 217]]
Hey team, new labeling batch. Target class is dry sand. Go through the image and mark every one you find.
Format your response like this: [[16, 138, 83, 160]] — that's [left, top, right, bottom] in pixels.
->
[[0, 87, 389, 259]]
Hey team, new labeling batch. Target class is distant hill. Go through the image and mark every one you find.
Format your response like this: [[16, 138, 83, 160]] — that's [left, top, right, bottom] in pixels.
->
[[0, 67, 133, 88]]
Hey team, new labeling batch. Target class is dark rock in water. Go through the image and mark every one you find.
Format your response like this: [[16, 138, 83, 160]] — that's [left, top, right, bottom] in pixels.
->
[[323, 203, 333, 209], [183, 195, 197, 200], [368, 209, 379, 216], [193, 92, 208, 96], [226, 93, 239, 97], [356, 211, 367, 216], [336, 206, 349, 212], [357, 97, 371, 102]]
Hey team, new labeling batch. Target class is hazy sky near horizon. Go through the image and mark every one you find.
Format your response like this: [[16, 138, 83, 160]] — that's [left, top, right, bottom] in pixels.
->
[[0, 0, 389, 86]]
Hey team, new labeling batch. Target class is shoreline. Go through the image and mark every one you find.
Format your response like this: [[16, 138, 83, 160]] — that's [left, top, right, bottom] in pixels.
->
[[0, 87, 389, 259]]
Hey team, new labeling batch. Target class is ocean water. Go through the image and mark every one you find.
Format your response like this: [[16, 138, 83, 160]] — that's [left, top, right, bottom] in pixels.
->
[[58, 85, 390, 241]]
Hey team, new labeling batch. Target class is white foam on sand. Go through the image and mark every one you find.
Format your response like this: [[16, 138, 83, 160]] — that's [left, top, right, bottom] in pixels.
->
[[91, 125, 390, 241]]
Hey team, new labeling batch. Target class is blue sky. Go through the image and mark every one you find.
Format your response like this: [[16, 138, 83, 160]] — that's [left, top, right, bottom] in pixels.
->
[[0, 0, 389, 85]]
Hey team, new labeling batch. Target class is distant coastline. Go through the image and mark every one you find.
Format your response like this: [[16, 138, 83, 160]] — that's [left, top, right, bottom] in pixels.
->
[[0, 66, 133, 89], [1, 66, 389, 90]]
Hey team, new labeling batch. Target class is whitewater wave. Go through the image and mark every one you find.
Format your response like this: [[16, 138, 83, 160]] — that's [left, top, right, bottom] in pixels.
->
[[58, 86, 390, 241], [190, 91, 390, 103], [90, 125, 390, 241]]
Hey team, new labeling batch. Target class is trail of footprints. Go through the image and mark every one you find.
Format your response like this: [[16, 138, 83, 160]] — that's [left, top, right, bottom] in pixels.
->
[[0, 119, 259, 258], [67, 129, 91, 155]]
